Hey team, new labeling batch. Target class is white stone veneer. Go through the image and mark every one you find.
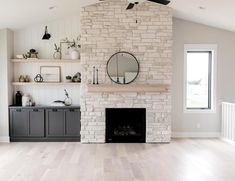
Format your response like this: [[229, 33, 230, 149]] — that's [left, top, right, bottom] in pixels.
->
[[80, 0, 172, 143]]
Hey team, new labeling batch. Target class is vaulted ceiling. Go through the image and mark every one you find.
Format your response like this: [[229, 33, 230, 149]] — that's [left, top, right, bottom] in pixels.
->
[[0, 0, 234, 32]]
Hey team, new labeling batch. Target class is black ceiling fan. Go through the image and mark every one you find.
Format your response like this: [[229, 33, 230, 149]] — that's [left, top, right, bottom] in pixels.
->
[[126, 0, 170, 10]]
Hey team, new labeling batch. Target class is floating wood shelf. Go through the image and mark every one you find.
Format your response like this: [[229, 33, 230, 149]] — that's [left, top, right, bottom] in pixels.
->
[[12, 82, 81, 86], [86, 84, 169, 93], [11, 59, 80, 63]]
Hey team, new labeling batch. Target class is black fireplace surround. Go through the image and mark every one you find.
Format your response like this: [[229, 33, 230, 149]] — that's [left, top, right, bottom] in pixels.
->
[[106, 108, 146, 143]]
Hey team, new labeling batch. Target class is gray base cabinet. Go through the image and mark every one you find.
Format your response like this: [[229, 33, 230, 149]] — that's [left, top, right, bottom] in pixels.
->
[[65, 109, 80, 136], [46, 109, 64, 137], [29, 109, 44, 137], [11, 109, 29, 137], [9, 107, 80, 142]]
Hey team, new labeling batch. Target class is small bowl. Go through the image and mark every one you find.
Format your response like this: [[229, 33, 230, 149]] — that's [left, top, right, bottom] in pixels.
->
[[16, 55, 24, 59]]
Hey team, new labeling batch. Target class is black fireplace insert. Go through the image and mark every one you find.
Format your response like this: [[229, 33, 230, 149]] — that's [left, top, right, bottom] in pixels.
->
[[106, 108, 146, 143]]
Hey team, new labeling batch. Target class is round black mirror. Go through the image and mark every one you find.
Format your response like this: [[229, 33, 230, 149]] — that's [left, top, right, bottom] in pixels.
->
[[107, 52, 139, 84]]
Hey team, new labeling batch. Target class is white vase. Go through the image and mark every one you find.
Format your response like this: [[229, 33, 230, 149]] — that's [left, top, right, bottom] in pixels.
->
[[22, 94, 30, 107], [53, 51, 61, 59], [70, 48, 80, 60]]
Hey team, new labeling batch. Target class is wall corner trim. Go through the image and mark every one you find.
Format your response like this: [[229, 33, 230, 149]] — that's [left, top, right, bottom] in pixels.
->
[[0, 136, 10, 143]]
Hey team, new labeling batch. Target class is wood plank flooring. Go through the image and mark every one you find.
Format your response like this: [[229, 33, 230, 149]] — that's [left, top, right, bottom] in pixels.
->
[[0, 139, 235, 181]]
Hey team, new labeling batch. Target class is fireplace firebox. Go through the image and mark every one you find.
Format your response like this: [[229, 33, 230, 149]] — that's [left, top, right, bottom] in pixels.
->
[[106, 108, 146, 143]]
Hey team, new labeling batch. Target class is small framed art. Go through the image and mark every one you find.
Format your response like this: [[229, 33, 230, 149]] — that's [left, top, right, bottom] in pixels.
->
[[40, 66, 61, 82], [60, 42, 71, 59]]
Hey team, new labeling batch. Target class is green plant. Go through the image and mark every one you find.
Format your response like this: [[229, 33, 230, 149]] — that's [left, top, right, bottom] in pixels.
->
[[64, 89, 69, 98], [54, 44, 60, 52], [62, 36, 81, 49], [188, 79, 202, 85]]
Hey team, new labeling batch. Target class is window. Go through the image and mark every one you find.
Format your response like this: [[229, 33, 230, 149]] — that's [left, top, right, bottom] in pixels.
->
[[184, 45, 217, 112]]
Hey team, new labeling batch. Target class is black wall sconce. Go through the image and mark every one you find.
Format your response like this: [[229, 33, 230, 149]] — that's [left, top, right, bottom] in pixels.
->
[[42, 26, 51, 40]]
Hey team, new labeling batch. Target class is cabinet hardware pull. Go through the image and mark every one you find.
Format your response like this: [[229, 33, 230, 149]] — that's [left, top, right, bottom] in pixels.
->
[[70, 109, 75, 112], [16, 109, 21, 112], [33, 109, 38, 112], [52, 109, 58, 112]]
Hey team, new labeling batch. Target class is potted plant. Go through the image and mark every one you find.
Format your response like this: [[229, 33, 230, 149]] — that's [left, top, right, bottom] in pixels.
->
[[67, 36, 81, 60], [53, 44, 61, 59]]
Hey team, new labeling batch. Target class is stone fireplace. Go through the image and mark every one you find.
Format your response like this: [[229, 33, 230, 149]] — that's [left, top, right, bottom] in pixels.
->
[[80, 0, 172, 143]]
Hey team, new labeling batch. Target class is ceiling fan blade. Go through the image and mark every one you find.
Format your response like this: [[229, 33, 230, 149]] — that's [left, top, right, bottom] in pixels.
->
[[147, 0, 170, 5], [126, 3, 135, 10]]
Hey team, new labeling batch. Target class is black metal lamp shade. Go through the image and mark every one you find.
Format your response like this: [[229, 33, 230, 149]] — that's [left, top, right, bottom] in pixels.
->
[[42, 26, 51, 40]]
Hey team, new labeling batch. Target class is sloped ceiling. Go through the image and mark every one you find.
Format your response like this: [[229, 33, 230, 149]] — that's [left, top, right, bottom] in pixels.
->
[[0, 0, 234, 32]]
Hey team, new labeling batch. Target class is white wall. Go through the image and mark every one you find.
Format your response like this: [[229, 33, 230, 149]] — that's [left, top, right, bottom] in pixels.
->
[[0, 29, 13, 142], [13, 15, 81, 105], [14, 15, 80, 59], [172, 18, 235, 137]]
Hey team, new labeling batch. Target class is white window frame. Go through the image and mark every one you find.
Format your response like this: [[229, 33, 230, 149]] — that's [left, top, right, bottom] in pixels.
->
[[184, 44, 217, 113]]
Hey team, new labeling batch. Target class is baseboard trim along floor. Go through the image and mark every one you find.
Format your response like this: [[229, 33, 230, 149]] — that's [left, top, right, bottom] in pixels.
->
[[0, 136, 10, 143], [172, 132, 221, 138]]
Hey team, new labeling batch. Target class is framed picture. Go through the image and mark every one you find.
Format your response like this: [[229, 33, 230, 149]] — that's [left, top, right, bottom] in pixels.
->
[[40, 66, 61, 82], [60, 42, 71, 59]]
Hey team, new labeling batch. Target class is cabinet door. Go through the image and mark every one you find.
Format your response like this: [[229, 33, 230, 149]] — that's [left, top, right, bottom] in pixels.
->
[[65, 109, 80, 137], [46, 109, 64, 137], [29, 109, 44, 137], [10, 109, 29, 137]]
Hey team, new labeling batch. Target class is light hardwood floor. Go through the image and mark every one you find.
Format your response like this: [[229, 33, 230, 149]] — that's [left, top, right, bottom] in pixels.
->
[[0, 139, 235, 181]]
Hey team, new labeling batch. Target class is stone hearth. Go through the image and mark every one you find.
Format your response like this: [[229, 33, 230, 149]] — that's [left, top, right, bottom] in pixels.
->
[[80, 0, 172, 143]]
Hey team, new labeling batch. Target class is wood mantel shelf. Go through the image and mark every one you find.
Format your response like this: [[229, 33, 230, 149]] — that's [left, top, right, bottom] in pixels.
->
[[86, 84, 169, 93]]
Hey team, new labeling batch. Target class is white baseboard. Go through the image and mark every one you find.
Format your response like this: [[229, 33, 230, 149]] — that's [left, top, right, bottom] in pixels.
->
[[0, 136, 10, 143], [220, 138, 235, 146], [172, 132, 221, 138]]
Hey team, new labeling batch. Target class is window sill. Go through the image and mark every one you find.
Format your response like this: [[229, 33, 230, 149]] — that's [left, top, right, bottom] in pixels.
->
[[184, 109, 216, 114]]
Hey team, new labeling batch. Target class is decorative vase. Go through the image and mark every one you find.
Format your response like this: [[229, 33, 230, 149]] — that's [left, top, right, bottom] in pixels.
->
[[19, 75, 25, 82], [25, 75, 30, 82], [22, 94, 30, 107], [70, 48, 80, 60], [64, 97, 72, 106], [15, 91, 22, 106], [53, 51, 61, 59]]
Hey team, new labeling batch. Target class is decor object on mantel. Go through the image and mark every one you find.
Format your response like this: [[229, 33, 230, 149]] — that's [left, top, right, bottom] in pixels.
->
[[96, 68, 99, 84], [86, 84, 169, 93], [93, 66, 96, 84], [92, 67, 99, 84], [42, 26, 51, 40], [53, 44, 61, 59], [107, 52, 139, 84], [60, 36, 81, 60]]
